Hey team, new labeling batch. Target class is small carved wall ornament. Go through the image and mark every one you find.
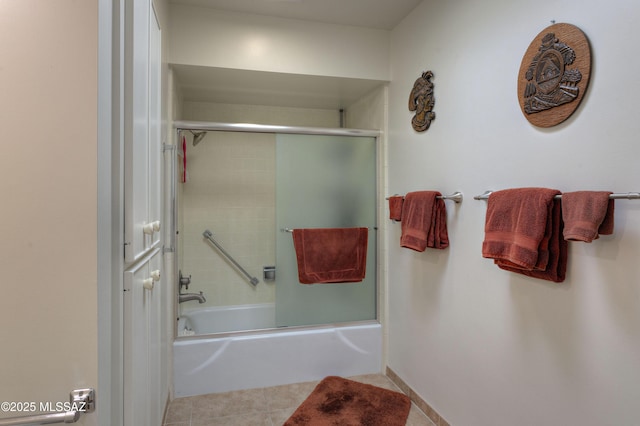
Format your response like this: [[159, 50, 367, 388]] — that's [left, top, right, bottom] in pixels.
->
[[517, 23, 591, 127], [408, 70, 435, 132]]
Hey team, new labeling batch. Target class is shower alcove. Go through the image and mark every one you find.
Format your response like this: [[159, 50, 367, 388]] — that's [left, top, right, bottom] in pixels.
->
[[169, 66, 388, 395]]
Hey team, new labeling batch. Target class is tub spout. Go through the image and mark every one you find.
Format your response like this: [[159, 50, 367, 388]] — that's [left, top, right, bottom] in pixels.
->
[[179, 291, 206, 304]]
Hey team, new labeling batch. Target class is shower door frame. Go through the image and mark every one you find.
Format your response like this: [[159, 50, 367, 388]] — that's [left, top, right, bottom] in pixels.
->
[[170, 120, 381, 336]]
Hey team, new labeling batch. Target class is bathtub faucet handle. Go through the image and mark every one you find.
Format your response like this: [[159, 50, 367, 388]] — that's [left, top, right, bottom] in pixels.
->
[[179, 270, 191, 291]]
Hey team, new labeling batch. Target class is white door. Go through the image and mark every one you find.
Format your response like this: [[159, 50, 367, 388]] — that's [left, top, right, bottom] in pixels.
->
[[122, 0, 164, 425], [123, 248, 162, 426], [124, 0, 162, 264]]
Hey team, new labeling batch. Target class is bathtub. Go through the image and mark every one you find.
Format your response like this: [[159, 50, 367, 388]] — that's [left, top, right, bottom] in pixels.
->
[[179, 303, 276, 335], [173, 320, 382, 397]]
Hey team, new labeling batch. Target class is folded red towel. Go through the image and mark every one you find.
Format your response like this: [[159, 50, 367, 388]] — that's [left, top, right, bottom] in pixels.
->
[[292, 228, 368, 284], [561, 191, 614, 242], [400, 191, 448, 251], [388, 196, 404, 221], [482, 188, 560, 270], [496, 198, 568, 283]]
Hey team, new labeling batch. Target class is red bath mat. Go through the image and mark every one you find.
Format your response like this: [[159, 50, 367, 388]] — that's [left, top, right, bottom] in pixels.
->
[[284, 376, 411, 425]]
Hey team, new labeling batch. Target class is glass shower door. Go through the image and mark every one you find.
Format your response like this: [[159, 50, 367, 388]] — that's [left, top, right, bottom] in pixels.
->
[[275, 134, 377, 327]]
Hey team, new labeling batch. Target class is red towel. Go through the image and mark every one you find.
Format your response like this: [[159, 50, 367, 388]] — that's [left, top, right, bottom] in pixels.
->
[[400, 191, 448, 251], [561, 191, 614, 242], [388, 196, 404, 221], [482, 188, 560, 270], [496, 199, 568, 283], [292, 228, 368, 284], [181, 135, 187, 183]]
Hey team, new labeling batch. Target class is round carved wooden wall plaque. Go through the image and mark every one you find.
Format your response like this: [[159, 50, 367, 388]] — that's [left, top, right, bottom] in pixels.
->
[[517, 23, 591, 128]]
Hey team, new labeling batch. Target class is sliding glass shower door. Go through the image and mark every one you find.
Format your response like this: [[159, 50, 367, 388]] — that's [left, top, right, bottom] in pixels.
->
[[275, 134, 377, 327]]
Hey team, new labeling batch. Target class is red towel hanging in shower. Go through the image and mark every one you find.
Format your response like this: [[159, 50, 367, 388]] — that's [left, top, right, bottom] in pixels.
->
[[292, 227, 368, 284], [181, 135, 187, 183]]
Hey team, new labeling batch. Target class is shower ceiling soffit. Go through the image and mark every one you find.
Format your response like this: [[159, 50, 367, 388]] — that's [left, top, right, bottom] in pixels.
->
[[172, 64, 387, 109]]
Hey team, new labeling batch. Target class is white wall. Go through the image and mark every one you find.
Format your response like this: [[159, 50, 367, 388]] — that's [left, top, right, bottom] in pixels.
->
[[0, 1, 98, 424], [388, 1, 640, 425], [168, 4, 390, 81]]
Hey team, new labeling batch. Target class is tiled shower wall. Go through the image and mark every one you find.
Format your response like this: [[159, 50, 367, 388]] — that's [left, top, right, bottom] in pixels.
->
[[180, 131, 276, 307], [178, 102, 340, 308]]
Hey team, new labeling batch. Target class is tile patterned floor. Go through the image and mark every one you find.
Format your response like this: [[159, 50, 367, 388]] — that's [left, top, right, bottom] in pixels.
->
[[163, 374, 435, 426]]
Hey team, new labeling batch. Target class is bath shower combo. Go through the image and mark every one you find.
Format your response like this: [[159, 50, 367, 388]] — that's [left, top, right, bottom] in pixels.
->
[[170, 121, 382, 396]]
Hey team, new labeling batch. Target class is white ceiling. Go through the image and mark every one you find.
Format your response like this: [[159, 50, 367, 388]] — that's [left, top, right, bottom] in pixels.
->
[[170, 0, 423, 109]]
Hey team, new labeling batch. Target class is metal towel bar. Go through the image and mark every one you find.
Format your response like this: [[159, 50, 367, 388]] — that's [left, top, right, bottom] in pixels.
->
[[386, 191, 463, 203], [203, 230, 259, 286], [474, 190, 640, 200], [280, 227, 375, 233], [0, 388, 94, 426]]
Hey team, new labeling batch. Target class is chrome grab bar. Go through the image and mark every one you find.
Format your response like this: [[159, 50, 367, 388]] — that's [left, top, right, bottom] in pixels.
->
[[0, 411, 78, 426], [0, 388, 94, 426], [203, 230, 259, 286]]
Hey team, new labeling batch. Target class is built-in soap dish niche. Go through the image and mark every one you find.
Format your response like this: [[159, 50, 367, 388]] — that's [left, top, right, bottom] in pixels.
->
[[263, 266, 276, 282]]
